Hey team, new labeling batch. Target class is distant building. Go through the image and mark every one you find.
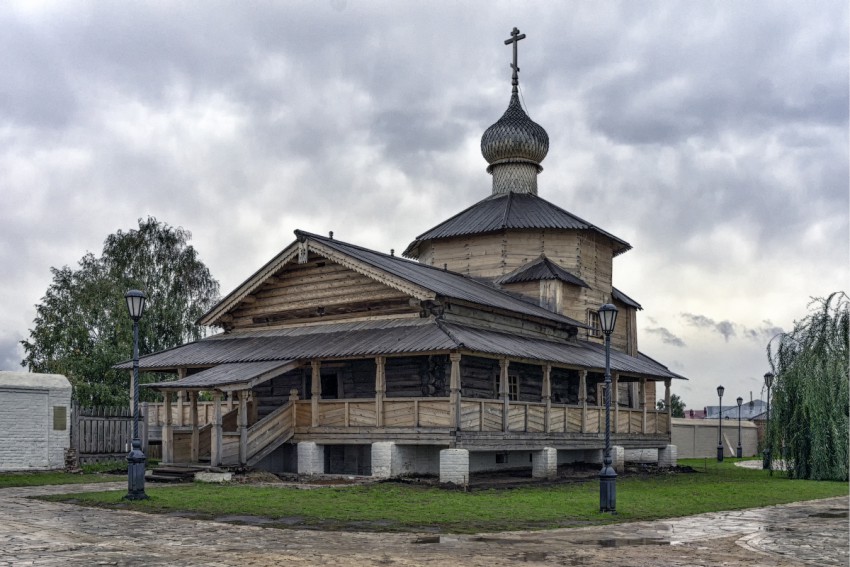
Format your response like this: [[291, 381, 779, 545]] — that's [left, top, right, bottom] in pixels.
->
[[704, 400, 767, 421]]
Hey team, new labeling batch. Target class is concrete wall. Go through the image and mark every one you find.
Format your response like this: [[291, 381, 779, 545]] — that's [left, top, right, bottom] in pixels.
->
[[0, 372, 71, 471], [672, 417, 758, 459]]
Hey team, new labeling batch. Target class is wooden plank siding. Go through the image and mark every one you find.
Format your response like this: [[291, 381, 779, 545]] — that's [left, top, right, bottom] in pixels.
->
[[227, 256, 417, 329]]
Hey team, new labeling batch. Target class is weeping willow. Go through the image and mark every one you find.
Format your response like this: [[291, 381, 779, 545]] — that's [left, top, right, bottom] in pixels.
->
[[767, 292, 849, 481]]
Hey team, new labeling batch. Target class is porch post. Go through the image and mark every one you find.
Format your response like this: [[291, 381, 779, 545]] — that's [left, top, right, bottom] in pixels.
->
[[375, 356, 386, 427], [162, 391, 173, 464], [311, 360, 321, 427], [612, 372, 620, 433], [226, 391, 234, 412], [449, 353, 462, 430], [189, 391, 199, 463], [542, 364, 552, 433], [639, 377, 647, 434], [238, 390, 248, 465], [249, 391, 259, 425], [499, 358, 509, 432], [664, 378, 672, 435], [176, 368, 186, 427], [579, 370, 588, 433], [211, 391, 222, 466]]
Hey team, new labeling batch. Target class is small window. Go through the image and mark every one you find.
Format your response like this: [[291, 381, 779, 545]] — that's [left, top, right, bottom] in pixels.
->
[[53, 406, 67, 430], [508, 375, 519, 401], [495, 452, 508, 464], [587, 309, 601, 338]]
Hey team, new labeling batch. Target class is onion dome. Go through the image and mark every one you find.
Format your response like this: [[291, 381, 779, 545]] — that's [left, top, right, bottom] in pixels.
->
[[481, 93, 550, 168]]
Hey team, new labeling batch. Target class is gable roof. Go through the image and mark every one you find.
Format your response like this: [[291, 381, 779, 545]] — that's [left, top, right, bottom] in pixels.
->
[[403, 192, 632, 258], [496, 255, 590, 287], [200, 230, 586, 329]]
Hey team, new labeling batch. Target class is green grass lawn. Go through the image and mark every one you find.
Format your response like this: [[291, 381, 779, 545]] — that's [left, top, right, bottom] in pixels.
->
[[0, 470, 124, 488], [39, 458, 848, 533]]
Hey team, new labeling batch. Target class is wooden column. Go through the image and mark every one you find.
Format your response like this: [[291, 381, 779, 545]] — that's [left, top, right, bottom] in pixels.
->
[[162, 391, 173, 464], [375, 356, 386, 427], [211, 391, 223, 466], [226, 391, 234, 412], [499, 358, 510, 432], [311, 360, 321, 427], [190, 391, 199, 463], [542, 364, 552, 433], [238, 390, 248, 465], [664, 378, 672, 435], [579, 370, 588, 433], [612, 372, 620, 433], [449, 353, 462, 430], [639, 378, 647, 434], [176, 368, 186, 426]]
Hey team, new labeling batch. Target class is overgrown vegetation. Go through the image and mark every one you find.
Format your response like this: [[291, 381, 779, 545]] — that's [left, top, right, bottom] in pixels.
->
[[41, 459, 848, 533], [20, 217, 220, 406], [768, 292, 849, 481]]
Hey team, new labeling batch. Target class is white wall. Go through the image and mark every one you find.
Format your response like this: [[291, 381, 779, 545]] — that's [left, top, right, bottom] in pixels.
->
[[672, 417, 758, 459], [0, 372, 71, 471]]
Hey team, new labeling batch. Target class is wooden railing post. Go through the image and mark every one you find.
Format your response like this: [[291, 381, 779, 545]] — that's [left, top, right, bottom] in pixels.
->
[[499, 358, 509, 432], [190, 391, 199, 463], [664, 378, 672, 435], [289, 389, 299, 429], [542, 364, 552, 433], [311, 360, 321, 427], [211, 391, 222, 466], [238, 390, 248, 465], [375, 356, 385, 427], [640, 378, 647, 434], [579, 370, 588, 433], [449, 353, 462, 431], [162, 391, 173, 463]]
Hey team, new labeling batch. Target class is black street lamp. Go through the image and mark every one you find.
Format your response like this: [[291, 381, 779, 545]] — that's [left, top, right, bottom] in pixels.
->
[[124, 289, 149, 500], [736, 396, 743, 458], [763, 372, 774, 473], [598, 303, 618, 513], [716, 385, 725, 462]]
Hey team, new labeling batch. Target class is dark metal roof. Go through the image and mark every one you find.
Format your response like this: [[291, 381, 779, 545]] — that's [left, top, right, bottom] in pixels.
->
[[402, 192, 631, 258], [146, 360, 297, 390], [119, 317, 683, 382], [300, 230, 585, 328], [117, 318, 457, 371], [612, 287, 642, 310], [441, 322, 684, 380], [496, 255, 589, 287]]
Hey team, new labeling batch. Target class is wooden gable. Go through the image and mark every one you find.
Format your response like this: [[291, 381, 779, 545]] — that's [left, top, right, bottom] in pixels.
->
[[222, 253, 418, 329]]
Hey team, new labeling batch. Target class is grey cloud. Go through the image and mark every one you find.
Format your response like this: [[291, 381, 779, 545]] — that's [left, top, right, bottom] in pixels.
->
[[0, 335, 24, 371], [681, 313, 784, 344], [645, 327, 686, 347]]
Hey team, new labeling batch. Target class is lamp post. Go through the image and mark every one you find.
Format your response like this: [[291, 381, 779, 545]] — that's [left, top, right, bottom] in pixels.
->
[[124, 289, 149, 500], [716, 385, 725, 462], [736, 396, 743, 458], [598, 303, 618, 513], [763, 372, 774, 473]]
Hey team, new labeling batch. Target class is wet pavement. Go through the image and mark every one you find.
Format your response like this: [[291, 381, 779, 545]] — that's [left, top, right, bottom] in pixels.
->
[[0, 482, 846, 566]]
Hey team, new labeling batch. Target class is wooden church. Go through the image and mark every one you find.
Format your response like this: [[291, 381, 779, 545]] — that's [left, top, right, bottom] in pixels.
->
[[124, 30, 683, 482]]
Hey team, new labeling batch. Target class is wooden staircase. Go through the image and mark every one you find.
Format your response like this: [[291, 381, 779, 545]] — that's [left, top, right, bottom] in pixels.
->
[[246, 402, 295, 466]]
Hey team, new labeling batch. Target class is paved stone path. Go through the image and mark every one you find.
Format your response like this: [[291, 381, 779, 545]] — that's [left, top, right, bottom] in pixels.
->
[[0, 482, 846, 566]]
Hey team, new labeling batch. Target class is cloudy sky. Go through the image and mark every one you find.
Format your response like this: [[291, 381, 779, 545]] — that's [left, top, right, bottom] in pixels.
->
[[1, 1, 847, 410]]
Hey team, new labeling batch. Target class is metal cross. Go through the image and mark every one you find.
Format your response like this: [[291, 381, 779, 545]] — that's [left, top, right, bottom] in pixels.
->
[[504, 27, 526, 93]]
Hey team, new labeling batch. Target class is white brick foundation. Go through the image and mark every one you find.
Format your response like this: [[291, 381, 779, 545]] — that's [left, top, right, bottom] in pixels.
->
[[658, 444, 678, 468], [297, 442, 324, 475], [371, 442, 394, 479], [531, 447, 557, 479], [439, 448, 469, 485]]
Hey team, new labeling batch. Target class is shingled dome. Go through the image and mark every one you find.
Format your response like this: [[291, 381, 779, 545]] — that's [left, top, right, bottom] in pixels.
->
[[481, 93, 549, 167]]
